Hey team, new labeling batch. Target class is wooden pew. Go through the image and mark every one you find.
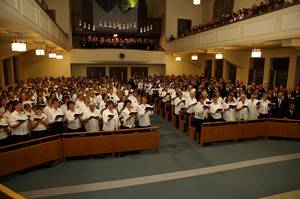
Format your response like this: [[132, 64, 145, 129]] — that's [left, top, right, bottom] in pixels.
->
[[267, 119, 300, 139], [188, 115, 196, 140], [179, 108, 187, 133], [0, 135, 62, 177], [237, 119, 268, 140], [171, 105, 177, 128], [201, 121, 238, 146], [61, 127, 160, 158]]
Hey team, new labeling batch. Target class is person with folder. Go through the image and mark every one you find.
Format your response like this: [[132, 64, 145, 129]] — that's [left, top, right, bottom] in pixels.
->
[[236, 94, 249, 121], [121, 100, 137, 129], [209, 95, 224, 122], [193, 95, 209, 142], [137, 96, 154, 128], [222, 94, 237, 121]]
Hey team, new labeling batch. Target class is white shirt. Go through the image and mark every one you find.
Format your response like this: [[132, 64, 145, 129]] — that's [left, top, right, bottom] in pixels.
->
[[194, 102, 208, 120], [137, 104, 153, 127], [174, 97, 185, 115], [248, 99, 259, 120], [9, 110, 30, 136], [128, 95, 138, 111], [236, 100, 249, 120], [121, 108, 136, 128], [161, 90, 171, 102], [48, 108, 64, 124], [102, 109, 119, 131], [222, 100, 236, 121], [185, 97, 197, 113], [259, 99, 270, 114], [65, 109, 82, 130], [0, 117, 10, 140], [83, 108, 100, 132], [209, 103, 223, 119], [30, 113, 48, 131]]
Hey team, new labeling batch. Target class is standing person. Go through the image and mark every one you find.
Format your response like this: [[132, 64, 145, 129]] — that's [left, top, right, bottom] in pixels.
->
[[222, 94, 236, 121], [236, 94, 249, 121], [258, 93, 270, 118], [209, 95, 224, 122], [193, 95, 208, 142], [9, 101, 30, 143], [82, 102, 100, 132], [48, 100, 65, 134], [173, 91, 185, 128], [0, 114, 10, 145], [248, 93, 259, 120], [65, 101, 83, 132], [137, 96, 154, 128], [102, 101, 120, 131], [30, 106, 49, 138], [121, 100, 136, 129]]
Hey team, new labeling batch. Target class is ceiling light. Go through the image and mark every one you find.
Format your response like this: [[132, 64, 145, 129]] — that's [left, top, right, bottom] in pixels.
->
[[251, 49, 262, 58], [48, 53, 57, 58], [56, 54, 63, 59], [191, 55, 198, 60], [193, 0, 201, 5], [215, 52, 223, 59], [113, 34, 118, 37], [11, 41, 27, 52], [35, 49, 45, 56], [175, 57, 182, 61]]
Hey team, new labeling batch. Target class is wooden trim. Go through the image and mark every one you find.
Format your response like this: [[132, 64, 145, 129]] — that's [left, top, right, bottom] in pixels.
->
[[0, 184, 26, 199]]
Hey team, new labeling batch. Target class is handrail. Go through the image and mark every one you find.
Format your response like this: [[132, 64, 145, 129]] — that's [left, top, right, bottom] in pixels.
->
[[169, 2, 300, 42], [34, 0, 69, 38], [202, 118, 300, 126], [0, 184, 26, 199]]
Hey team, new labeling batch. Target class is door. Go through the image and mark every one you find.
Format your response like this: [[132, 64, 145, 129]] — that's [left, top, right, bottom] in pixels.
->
[[131, 67, 148, 77], [228, 62, 237, 82], [249, 58, 265, 84], [87, 67, 106, 79], [270, 58, 289, 87], [205, 60, 212, 79], [109, 67, 128, 83], [215, 60, 223, 80]]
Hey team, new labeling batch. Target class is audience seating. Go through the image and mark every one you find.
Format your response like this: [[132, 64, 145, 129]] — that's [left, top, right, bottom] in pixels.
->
[[0, 127, 160, 177], [200, 119, 300, 146]]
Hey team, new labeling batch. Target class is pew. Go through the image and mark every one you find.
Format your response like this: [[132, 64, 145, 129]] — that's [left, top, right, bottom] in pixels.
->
[[61, 127, 160, 158], [200, 119, 300, 146], [0, 127, 160, 177], [171, 106, 177, 128], [188, 115, 196, 141], [0, 135, 62, 177], [179, 108, 187, 133]]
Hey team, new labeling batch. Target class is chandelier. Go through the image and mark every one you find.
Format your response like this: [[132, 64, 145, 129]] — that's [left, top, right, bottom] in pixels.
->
[[11, 41, 26, 52], [193, 0, 201, 5]]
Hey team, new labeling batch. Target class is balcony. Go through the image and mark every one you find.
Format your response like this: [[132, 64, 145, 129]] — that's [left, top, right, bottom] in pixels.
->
[[165, 4, 300, 53], [0, 0, 69, 51]]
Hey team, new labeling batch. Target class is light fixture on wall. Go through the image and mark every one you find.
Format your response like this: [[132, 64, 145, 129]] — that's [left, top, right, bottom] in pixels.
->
[[191, 55, 198, 60], [48, 52, 57, 58], [193, 0, 201, 5], [215, 52, 223, 59], [35, 48, 45, 56], [11, 41, 27, 52], [175, 56, 182, 61], [251, 48, 262, 58], [56, 54, 63, 59]]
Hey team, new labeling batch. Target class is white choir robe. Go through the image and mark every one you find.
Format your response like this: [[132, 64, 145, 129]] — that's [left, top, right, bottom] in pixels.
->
[[121, 108, 136, 128], [128, 95, 138, 111], [137, 104, 153, 127], [9, 111, 30, 136], [209, 103, 223, 120], [193, 102, 208, 120], [48, 108, 64, 124], [0, 117, 10, 140], [102, 109, 119, 131], [30, 113, 48, 131], [222, 101, 236, 121], [174, 97, 185, 115], [185, 97, 197, 114], [160, 91, 171, 102], [65, 109, 82, 130], [236, 101, 249, 120], [83, 109, 100, 132], [248, 99, 259, 120], [258, 100, 270, 115]]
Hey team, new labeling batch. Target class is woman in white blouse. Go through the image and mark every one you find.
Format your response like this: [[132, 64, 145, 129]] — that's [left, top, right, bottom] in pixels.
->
[[48, 100, 65, 134], [236, 94, 249, 121], [222, 94, 236, 121], [82, 102, 100, 132], [30, 106, 48, 138], [65, 101, 83, 132], [258, 93, 270, 118], [102, 101, 120, 131], [137, 96, 154, 128], [121, 100, 136, 129], [248, 93, 259, 120], [209, 95, 224, 122]]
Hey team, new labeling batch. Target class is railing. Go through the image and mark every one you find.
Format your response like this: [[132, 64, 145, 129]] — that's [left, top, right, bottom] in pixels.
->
[[0, 127, 160, 177]]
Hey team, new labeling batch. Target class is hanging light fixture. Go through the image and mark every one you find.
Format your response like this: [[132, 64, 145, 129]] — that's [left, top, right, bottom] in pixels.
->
[[48, 53, 57, 58], [215, 52, 223, 59], [193, 0, 201, 5], [251, 49, 262, 58], [35, 48, 45, 56], [191, 55, 198, 60], [175, 57, 182, 61], [56, 54, 63, 59], [11, 41, 27, 52]]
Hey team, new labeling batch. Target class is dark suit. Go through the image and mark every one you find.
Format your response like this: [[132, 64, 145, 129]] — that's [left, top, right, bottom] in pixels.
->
[[272, 98, 286, 118], [284, 109, 299, 120]]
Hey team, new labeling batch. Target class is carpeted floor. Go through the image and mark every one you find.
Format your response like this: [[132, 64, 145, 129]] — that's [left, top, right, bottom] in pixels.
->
[[2, 115, 300, 199]]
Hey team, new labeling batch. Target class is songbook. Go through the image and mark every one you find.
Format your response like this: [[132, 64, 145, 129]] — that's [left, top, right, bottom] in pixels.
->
[[108, 114, 114, 118], [129, 112, 137, 116], [34, 117, 44, 121], [206, 101, 212, 104], [0, 124, 9, 128], [74, 113, 83, 118], [145, 107, 154, 112], [188, 103, 197, 108], [55, 114, 64, 120], [229, 105, 236, 109], [203, 105, 209, 109], [243, 105, 248, 108], [17, 119, 28, 123], [256, 102, 260, 106], [90, 116, 99, 119], [216, 108, 223, 112]]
